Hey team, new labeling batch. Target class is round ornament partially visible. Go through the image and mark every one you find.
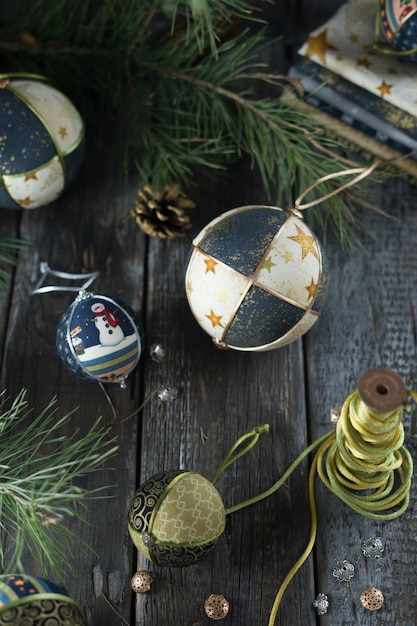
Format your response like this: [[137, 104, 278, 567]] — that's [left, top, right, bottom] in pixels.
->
[[56, 291, 143, 388], [0, 74, 85, 210], [128, 470, 226, 567], [0, 574, 86, 625], [185, 205, 329, 351], [380, 0, 417, 60]]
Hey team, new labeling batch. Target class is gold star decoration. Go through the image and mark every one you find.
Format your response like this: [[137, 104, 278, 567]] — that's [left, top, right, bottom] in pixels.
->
[[304, 29, 337, 64], [186, 280, 193, 294], [305, 277, 318, 300], [288, 225, 319, 260], [206, 309, 224, 328], [18, 197, 32, 206], [281, 249, 294, 264], [58, 126, 68, 139], [24, 172, 38, 181], [258, 256, 276, 273], [204, 258, 218, 273], [376, 80, 393, 96], [217, 290, 229, 303], [357, 57, 372, 69]]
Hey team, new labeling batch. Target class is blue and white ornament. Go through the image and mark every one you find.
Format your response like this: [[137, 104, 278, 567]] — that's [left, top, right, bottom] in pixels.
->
[[380, 0, 417, 60], [185, 205, 329, 351], [0, 574, 86, 625], [0, 74, 85, 209], [56, 291, 143, 388]]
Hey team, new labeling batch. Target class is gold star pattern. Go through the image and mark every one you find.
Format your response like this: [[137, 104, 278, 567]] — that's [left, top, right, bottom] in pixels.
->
[[281, 249, 294, 264], [357, 57, 372, 69], [305, 278, 318, 300], [376, 80, 393, 97], [304, 29, 337, 64], [19, 197, 32, 206], [217, 290, 229, 303], [58, 126, 68, 139], [206, 309, 224, 328], [258, 256, 276, 273], [204, 258, 218, 273], [186, 280, 193, 294], [24, 172, 38, 181], [288, 225, 319, 260]]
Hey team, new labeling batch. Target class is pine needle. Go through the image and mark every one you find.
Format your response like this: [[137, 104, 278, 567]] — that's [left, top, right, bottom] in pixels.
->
[[0, 389, 118, 580]]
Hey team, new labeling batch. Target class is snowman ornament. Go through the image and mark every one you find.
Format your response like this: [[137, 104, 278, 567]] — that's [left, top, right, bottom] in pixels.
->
[[92, 302, 125, 346]]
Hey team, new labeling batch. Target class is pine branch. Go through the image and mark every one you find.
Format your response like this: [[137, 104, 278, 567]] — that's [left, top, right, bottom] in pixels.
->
[[0, 389, 118, 579], [0, 0, 391, 249], [0, 238, 31, 290]]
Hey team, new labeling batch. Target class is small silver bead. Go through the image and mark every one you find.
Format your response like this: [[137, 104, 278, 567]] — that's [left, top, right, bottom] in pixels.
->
[[313, 593, 329, 615], [362, 536, 384, 559], [333, 559, 355, 581]]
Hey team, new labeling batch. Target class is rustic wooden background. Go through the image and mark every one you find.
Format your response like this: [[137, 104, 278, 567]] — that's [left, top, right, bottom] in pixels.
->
[[1, 1, 417, 625]]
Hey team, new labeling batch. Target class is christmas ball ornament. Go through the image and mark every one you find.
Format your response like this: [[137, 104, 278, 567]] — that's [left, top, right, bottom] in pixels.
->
[[0, 74, 85, 210], [128, 470, 226, 567], [185, 205, 329, 351], [56, 290, 143, 388], [131, 570, 153, 593], [380, 0, 417, 60], [0, 574, 86, 625]]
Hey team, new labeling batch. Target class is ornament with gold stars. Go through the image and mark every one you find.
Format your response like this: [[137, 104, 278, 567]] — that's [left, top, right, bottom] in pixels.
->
[[185, 205, 329, 351], [0, 74, 85, 210]]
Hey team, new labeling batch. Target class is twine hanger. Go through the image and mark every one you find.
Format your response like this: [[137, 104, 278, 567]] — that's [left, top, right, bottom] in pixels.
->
[[208, 367, 415, 625]]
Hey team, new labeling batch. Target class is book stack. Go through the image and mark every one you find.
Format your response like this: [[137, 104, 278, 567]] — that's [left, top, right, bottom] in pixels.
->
[[288, 0, 417, 178]]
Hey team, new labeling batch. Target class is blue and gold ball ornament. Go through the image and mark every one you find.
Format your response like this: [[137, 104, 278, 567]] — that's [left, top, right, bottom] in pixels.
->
[[128, 470, 226, 567], [0, 74, 85, 209], [380, 0, 417, 60], [0, 574, 86, 625], [56, 290, 143, 388], [185, 205, 329, 351]]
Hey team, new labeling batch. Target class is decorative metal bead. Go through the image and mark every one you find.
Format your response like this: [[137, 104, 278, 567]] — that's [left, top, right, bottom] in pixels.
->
[[312, 593, 329, 615], [330, 406, 342, 423], [157, 386, 179, 402], [362, 536, 384, 559], [141, 531, 157, 547], [131, 570, 153, 594], [360, 587, 384, 611], [150, 343, 166, 363], [332, 559, 355, 581], [204, 594, 229, 620]]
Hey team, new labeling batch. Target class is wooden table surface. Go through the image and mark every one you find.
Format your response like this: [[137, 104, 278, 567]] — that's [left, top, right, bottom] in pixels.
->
[[2, 2, 417, 625]]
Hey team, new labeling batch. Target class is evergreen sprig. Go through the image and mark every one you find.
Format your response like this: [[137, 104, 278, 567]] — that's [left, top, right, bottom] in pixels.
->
[[0, 237, 31, 289], [0, 0, 390, 249], [0, 389, 118, 579]]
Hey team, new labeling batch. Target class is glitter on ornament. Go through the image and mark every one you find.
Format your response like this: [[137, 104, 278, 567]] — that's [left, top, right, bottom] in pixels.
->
[[361, 536, 384, 559], [333, 559, 355, 581], [204, 594, 229, 620], [185, 205, 329, 351], [360, 587, 384, 611], [131, 570, 153, 594], [312, 592, 329, 615], [0, 74, 85, 210]]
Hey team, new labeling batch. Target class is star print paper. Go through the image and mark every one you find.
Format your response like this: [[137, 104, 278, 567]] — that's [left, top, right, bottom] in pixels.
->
[[185, 206, 329, 351], [297, 0, 417, 117]]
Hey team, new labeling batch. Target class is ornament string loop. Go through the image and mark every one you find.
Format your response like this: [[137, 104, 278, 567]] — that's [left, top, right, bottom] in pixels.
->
[[210, 424, 270, 485], [294, 160, 381, 211], [31, 262, 100, 295]]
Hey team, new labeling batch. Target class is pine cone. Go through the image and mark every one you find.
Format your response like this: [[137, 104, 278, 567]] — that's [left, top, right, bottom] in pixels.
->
[[132, 184, 194, 239]]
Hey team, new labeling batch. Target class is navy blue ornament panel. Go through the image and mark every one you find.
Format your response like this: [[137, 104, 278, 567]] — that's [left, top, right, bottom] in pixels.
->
[[198, 208, 287, 276]]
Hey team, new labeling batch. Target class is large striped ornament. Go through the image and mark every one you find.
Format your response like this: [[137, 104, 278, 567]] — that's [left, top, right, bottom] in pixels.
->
[[56, 291, 143, 388], [185, 205, 329, 351], [0, 574, 86, 625], [0, 74, 84, 209]]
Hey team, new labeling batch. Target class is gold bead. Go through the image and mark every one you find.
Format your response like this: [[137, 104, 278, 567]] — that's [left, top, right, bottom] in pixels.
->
[[360, 587, 384, 611], [204, 594, 229, 620], [131, 570, 153, 594]]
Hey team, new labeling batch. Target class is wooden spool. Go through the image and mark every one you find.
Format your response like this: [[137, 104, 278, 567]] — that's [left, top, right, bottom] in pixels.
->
[[357, 367, 406, 413]]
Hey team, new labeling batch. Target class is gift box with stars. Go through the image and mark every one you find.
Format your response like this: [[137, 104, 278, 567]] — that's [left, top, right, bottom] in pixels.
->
[[185, 205, 329, 351], [0, 75, 85, 210]]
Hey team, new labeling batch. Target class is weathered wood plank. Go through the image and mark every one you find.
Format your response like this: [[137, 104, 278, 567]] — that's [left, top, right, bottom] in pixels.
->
[[307, 176, 417, 625]]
